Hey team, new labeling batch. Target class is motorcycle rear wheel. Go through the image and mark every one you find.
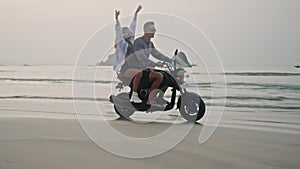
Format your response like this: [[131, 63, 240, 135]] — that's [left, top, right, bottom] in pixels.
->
[[113, 93, 135, 119], [114, 105, 135, 119]]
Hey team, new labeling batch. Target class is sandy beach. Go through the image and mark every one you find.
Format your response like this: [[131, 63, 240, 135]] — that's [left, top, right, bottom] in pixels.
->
[[1, 99, 299, 169]]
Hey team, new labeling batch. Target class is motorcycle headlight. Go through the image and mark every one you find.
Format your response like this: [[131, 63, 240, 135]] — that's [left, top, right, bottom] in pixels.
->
[[175, 69, 187, 84]]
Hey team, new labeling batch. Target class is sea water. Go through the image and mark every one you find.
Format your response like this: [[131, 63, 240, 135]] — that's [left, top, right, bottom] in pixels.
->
[[0, 65, 299, 133]]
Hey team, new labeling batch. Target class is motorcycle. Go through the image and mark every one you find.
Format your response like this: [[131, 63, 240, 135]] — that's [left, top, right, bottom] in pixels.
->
[[109, 50, 206, 122]]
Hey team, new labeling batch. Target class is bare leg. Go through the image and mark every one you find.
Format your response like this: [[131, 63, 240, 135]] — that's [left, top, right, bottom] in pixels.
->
[[125, 69, 143, 103], [124, 68, 142, 92], [132, 71, 143, 92], [147, 71, 164, 104]]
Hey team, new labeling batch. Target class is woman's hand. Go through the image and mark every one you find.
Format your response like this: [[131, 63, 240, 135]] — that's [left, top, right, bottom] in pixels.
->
[[134, 5, 142, 15], [115, 10, 120, 20]]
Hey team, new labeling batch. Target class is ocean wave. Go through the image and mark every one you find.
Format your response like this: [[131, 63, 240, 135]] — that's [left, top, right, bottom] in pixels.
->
[[187, 82, 300, 91], [207, 102, 300, 110], [224, 103, 300, 110], [187, 82, 212, 88], [202, 95, 300, 101], [2, 95, 300, 110], [0, 95, 108, 101], [224, 72, 300, 76], [191, 72, 300, 76], [0, 78, 116, 84], [3, 95, 298, 102], [0, 70, 15, 72], [227, 82, 300, 91], [235, 119, 300, 125]]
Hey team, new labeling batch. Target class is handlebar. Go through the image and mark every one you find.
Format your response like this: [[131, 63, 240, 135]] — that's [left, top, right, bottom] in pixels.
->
[[155, 49, 179, 71]]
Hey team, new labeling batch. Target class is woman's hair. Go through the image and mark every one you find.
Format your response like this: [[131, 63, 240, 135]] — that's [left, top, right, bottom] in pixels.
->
[[122, 27, 132, 38], [115, 27, 132, 48]]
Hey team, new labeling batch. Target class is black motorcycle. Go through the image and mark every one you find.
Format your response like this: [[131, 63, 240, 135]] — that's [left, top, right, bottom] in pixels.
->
[[109, 50, 205, 122]]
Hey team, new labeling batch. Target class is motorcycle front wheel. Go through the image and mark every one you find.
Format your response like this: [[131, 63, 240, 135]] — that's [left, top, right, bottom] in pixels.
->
[[178, 92, 206, 122]]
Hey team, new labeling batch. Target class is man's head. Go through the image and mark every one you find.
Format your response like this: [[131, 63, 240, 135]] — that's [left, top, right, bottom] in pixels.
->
[[122, 27, 133, 40], [143, 21, 156, 38]]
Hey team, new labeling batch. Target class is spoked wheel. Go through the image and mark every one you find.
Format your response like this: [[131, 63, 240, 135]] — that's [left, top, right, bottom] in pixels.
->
[[179, 92, 206, 122], [112, 93, 135, 120]]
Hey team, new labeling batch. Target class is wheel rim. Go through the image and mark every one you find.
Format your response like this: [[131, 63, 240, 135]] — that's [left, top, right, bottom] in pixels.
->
[[114, 106, 134, 118], [183, 100, 199, 117], [179, 93, 205, 121]]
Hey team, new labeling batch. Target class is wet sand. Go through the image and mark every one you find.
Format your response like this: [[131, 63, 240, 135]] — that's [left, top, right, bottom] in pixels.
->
[[0, 108, 299, 169]]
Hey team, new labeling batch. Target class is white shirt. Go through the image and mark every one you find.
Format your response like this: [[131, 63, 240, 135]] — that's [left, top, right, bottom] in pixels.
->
[[113, 16, 137, 72]]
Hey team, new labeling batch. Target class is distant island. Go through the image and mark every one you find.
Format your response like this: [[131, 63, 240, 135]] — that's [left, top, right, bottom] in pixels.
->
[[96, 54, 114, 66]]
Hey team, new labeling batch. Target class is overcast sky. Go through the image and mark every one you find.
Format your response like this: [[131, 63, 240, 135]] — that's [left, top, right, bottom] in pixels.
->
[[1, 0, 299, 70]]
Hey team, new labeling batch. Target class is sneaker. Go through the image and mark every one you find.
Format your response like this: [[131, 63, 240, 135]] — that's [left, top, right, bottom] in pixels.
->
[[130, 94, 142, 103]]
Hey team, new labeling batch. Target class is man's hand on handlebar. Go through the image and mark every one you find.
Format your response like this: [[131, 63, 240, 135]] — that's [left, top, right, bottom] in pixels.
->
[[156, 61, 164, 67]]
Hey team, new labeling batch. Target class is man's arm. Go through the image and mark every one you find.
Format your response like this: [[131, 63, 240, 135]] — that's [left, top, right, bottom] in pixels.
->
[[150, 43, 173, 63]]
